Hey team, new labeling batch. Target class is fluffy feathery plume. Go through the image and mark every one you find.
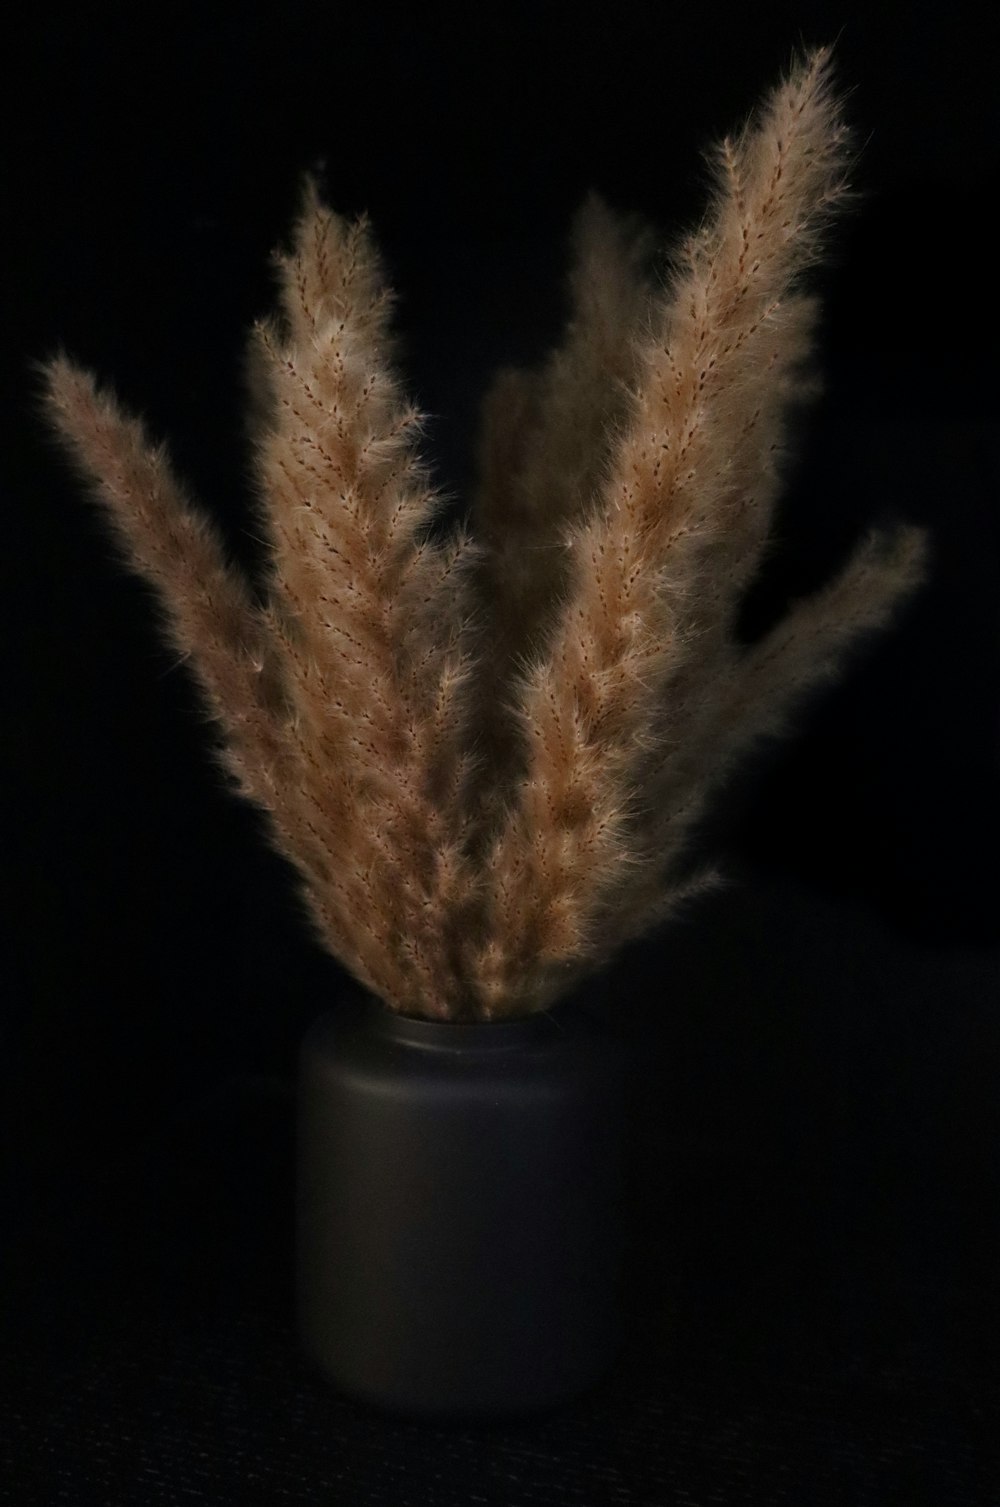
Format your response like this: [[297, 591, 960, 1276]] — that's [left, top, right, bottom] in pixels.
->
[[459, 46, 925, 1015], [468, 194, 656, 825], [42, 48, 926, 1019]]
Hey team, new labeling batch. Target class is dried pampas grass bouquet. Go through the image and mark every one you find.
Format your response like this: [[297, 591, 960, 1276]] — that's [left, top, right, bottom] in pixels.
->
[[43, 47, 926, 1022]]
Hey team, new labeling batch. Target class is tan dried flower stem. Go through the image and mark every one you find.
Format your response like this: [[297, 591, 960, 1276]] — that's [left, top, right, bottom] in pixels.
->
[[462, 48, 880, 1013], [244, 189, 484, 1015], [43, 47, 926, 1021], [469, 198, 656, 830], [42, 361, 394, 998]]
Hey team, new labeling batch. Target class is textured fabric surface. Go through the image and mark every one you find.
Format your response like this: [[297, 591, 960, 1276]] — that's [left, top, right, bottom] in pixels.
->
[[3, 1291, 996, 1506]]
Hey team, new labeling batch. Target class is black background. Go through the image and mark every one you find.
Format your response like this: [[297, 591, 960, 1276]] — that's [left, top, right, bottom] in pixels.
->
[[2, 2, 998, 1501]]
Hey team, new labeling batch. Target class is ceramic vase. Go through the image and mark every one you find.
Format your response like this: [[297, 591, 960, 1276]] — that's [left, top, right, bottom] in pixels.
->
[[296, 990, 633, 1420]]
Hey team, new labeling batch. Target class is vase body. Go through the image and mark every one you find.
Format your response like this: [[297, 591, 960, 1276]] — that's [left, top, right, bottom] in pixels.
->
[[296, 991, 632, 1420]]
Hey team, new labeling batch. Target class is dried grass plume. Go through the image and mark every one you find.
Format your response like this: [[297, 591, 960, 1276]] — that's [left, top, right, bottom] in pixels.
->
[[42, 47, 927, 1019]]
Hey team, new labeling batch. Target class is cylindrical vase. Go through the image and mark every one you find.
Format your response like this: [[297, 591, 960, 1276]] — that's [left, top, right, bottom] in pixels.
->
[[296, 991, 632, 1420]]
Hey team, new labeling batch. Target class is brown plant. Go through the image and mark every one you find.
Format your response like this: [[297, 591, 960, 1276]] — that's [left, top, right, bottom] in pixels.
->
[[42, 47, 927, 1019]]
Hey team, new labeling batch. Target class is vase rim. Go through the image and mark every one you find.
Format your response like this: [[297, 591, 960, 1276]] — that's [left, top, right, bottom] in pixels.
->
[[359, 992, 556, 1048]]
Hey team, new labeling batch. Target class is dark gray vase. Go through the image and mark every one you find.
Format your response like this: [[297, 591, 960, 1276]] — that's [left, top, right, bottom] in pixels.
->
[[296, 990, 633, 1420]]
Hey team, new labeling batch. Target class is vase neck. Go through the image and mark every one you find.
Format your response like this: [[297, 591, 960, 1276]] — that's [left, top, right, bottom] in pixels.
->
[[361, 994, 556, 1050]]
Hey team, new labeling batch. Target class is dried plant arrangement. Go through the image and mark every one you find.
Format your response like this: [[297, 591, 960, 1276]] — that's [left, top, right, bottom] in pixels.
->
[[42, 47, 926, 1021]]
